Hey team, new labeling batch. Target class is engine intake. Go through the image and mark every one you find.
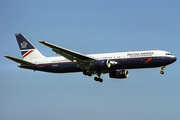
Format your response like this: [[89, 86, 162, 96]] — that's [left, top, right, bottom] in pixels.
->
[[109, 70, 129, 79]]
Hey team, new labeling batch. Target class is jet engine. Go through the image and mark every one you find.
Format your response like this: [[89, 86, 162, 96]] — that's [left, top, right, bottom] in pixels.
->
[[92, 59, 111, 68], [109, 70, 129, 79]]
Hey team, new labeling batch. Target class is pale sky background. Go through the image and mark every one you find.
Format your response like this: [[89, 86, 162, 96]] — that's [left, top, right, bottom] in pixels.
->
[[1, 0, 180, 120]]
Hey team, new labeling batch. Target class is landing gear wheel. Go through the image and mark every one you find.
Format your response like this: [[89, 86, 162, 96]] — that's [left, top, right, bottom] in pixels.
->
[[94, 77, 98, 81], [83, 70, 92, 77], [94, 77, 103, 82], [87, 73, 92, 77], [160, 71, 164, 74], [83, 71, 88, 75], [99, 78, 103, 82]]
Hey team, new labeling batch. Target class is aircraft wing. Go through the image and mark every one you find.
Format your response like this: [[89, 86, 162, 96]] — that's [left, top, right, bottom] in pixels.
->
[[39, 41, 96, 69], [4, 55, 35, 65]]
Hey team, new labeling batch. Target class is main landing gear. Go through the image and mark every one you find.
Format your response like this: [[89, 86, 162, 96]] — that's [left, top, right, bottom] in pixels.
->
[[83, 70, 92, 76], [160, 66, 165, 74], [83, 70, 103, 82], [94, 77, 103, 82], [94, 72, 103, 82]]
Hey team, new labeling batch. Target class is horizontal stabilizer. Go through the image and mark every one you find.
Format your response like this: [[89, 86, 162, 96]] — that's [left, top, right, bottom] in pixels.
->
[[4, 55, 35, 65]]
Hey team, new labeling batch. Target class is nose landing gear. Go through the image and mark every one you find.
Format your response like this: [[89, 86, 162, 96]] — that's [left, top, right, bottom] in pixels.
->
[[160, 66, 165, 74], [160, 70, 164, 74]]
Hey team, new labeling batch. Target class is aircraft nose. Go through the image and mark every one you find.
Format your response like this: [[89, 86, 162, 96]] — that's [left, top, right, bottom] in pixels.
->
[[173, 57, 177, 62]]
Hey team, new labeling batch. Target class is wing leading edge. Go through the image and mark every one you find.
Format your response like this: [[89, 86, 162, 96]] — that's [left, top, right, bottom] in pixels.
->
[[39, 41, 96, 69]]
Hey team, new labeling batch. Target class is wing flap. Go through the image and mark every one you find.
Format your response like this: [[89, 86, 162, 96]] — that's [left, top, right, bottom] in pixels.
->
[[4, 55, 35, 65]]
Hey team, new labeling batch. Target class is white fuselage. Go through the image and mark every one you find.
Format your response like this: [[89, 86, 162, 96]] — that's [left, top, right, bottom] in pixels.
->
[[31, 50, 175, 65]]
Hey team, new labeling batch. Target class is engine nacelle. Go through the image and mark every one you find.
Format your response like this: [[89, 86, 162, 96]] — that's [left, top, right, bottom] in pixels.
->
[[109, 70, 129, 79], [92, 59, 111, 68]]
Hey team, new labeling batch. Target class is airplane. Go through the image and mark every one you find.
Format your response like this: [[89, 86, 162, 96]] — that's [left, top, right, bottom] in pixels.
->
[[4, 33, 177, 82]]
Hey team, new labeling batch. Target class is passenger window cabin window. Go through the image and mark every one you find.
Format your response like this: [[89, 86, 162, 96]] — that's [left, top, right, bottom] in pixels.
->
[[166, 53, 172, 55]]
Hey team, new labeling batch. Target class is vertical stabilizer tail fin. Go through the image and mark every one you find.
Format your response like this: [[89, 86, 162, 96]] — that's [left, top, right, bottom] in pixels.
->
[[15, 33, 45, 61]]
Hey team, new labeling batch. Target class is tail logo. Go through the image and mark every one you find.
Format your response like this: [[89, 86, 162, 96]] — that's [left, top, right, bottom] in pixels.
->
[[21, 41, 28, 48]]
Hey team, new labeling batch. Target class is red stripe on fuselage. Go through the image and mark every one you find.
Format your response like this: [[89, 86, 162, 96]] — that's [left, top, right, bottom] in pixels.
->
[[144, 57, 153, 64], [23, 50, 34, 58]]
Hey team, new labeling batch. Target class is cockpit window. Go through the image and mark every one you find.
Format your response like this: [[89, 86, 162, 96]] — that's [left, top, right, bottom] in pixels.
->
[[166, 53, 172, 55]]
